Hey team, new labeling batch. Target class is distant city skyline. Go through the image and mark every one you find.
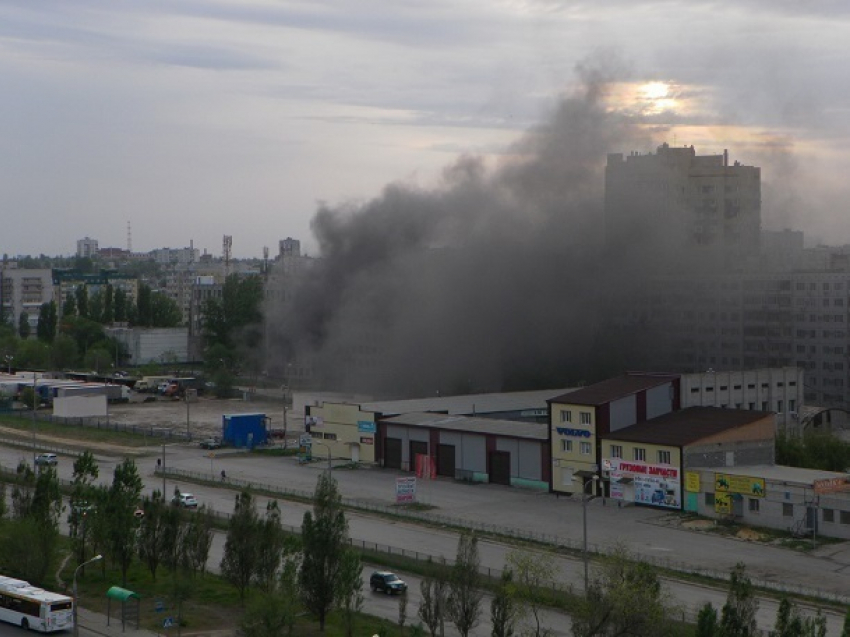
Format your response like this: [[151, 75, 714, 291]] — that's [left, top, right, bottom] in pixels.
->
[[3, 3, 850, 258]]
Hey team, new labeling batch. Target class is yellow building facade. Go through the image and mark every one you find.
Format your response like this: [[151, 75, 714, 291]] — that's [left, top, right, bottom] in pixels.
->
[[550, 402, 598, 493], [305, 402, 378, 464]]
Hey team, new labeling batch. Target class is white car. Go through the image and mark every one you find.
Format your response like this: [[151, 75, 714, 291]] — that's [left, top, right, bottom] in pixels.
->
[[35, 453, 58, 466], [172, 493, 198, 508]]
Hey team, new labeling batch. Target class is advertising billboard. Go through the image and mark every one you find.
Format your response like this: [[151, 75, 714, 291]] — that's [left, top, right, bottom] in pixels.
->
[[395, 477, 417, 504], [714, 473, 765, 497], [606, 458, 681, 509]]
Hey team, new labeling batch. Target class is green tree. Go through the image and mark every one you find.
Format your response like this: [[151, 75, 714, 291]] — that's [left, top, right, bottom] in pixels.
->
[[59, 315, 105, 358], [84, 346, 112, 374], [102, 284, 114, 324], [18, 312, 30, 339], [88, 290, 104, 324], [75, 285, 89, 319], [16, 339, 49, 370], [490, 569, 519, 637], [180, 504, 215, 577], [571, 549, 676, 637], [31, 466, 63, 528], [447, 531, 483, 637], [136, 284, 152, 326], [11, 461, 35, 519], [51, 334, 79, 370], [159, 503, 183, 572], [138, 491, 166, 581], [150, 291, 182, 327], [240, 555, 301, 637], [37, 302, 58, 342], [62, 293, 77, 318], [0, 517, 57, 585], [418, 561, 448, 637], [696, 602, 719, 637], [506, 548, 556, 637], [114, 287, 127, 323], [202, 274, 264, 375], [221, 491, 260, 603], [336, 549, 364, 637], [720, 563, 759, 637], [106, 459, 144, 586], [300, 471, 349, 631], [69, 451, 99, 566], [255, 500, 286, 591]]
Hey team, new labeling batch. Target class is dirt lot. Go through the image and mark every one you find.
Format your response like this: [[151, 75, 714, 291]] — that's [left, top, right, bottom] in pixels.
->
[[107, 394, 299, 439]]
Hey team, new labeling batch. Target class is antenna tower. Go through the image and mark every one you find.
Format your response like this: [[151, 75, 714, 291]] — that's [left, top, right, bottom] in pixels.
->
[[127, 221, 132, 252]]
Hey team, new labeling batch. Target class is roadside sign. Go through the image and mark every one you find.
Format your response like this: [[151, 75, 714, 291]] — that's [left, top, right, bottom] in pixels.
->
[[396, 476, 417, 504], [163, 617, 174, 628]]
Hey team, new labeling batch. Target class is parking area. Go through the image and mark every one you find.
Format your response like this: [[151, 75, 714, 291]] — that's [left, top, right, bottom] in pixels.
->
[[107, 394, 299, 440]]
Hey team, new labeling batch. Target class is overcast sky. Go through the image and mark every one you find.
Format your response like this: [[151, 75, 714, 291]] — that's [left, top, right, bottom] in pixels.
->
[[2, 1, 850, 259]]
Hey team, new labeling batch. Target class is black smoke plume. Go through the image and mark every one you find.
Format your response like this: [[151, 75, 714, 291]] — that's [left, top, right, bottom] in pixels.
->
[[267, 60, 667, 397]]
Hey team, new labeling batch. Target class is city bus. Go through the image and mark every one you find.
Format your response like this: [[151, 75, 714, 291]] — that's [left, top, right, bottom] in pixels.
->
[[0, 576, 74, 632]]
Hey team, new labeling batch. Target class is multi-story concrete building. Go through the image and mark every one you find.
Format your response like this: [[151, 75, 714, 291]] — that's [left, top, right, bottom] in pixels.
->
[[620, 270, 850, 408], [76, 237, 99, 259], [0, 264, 54, 332], [605, 143, 761, 259], [53, 269, 138, 318], [150, 246, 199, 265]]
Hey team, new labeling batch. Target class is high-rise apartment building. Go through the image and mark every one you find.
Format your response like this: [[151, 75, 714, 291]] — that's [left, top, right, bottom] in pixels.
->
[[605, 143, 761, 259], [76, 237, 99, 258]]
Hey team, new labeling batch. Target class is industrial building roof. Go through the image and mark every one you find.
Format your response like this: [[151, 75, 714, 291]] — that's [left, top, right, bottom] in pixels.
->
[[602, 407, 773, 447], [381, 412, 549, 441], [548, 373, 678, 406], [360, 388, 574, 418]]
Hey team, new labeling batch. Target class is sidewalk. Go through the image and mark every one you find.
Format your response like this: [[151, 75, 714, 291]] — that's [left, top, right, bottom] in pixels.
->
[[77, 607, 162, 637]]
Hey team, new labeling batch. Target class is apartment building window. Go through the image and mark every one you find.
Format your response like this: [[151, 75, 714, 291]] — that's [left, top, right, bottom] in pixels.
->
[[560, 410, 572, 423], [561, 440, 573, 453], [777, 400, 783, 412], [782, 503, 794, 517], [789, 399, 796, 413], [633, 448, 646, 462], [705, 493, 715, 506], [657, 450, 671, 465], [324, 433, 338, 441], [748, 499, 760, 513], [823, 509, 834, 523], [748, 402, 755, 410], [761, 402, 768, 411], [580, 412, 592, 425], [580, 442, 592, 455], [841, 511, 850, 525], [611, 445, 623, 459]]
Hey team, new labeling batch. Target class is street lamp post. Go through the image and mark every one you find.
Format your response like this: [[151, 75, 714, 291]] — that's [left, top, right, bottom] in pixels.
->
[[4, 354, 11, 374], [576, 475, 599, 593], [73, 553, 103, 637], [281, 385, 290, 449]]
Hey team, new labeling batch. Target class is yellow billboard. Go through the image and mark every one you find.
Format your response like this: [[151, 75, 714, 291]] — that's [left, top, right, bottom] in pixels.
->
[[685, 471, 700, 492], [715, 473, 765, 497], [715, 492, 732, 515]]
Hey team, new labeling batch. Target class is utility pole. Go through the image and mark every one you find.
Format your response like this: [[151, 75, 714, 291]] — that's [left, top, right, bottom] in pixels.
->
[[31, 371, 37, 466]]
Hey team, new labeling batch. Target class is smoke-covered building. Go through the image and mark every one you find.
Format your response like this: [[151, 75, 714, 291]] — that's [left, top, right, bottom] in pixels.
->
[[605, 143, 761, 261], [618, 270, 850, 409]]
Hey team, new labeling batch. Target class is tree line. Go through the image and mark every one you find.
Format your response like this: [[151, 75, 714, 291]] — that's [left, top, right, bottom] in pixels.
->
[[0, 282, 182, 373]]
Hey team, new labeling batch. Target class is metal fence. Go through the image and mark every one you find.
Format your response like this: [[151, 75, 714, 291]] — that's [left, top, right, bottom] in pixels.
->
[[158, 467, 850, 607], [14, 411, 194, 442]]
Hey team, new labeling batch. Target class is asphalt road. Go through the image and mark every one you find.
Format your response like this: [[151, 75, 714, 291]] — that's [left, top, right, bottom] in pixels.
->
[[1, 440, 848, 635]]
